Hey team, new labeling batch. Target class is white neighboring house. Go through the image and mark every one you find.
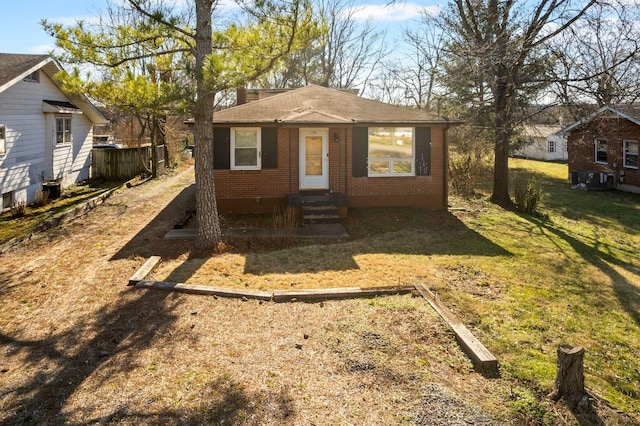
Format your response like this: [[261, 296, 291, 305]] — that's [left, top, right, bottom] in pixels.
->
[[0, 53, 106, 209], [513, 124, 568, 161]]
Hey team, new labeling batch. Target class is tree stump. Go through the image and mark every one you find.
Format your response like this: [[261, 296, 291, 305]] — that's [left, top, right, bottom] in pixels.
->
[[549, 345, 587, 407]]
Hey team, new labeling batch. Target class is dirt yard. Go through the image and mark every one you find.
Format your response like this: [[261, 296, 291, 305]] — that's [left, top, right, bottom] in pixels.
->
[[0, 166, 598, 425]]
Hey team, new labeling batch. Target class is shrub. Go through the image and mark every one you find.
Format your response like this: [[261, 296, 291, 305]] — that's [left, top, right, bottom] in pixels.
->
[[33, 189, 49, 207], [272, 207, 297, 245], [11, 201, 27, 218], [514, 177, 542, 214], [449, 154, 493, 197]]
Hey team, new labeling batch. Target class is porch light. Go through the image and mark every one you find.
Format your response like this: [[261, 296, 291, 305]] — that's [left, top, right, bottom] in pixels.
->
[[334, 132, 340, 143]]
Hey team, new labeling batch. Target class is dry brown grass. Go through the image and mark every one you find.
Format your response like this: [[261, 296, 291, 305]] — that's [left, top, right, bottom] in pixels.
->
[[1, 164, 635, 425], [0, 167, 504, 425], [151, 241, 439, 291]]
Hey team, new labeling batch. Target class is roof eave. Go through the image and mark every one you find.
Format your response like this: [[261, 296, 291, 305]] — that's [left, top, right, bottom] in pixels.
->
[[212, 119, 464, 126], [0, 56, 54, 94]]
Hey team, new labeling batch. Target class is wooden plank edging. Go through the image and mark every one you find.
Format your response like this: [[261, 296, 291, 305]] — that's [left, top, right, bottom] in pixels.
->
[[272, 286, 413, 302], [414, 283, 498, 374], [128, 256, 162, 285], [135, 280, 273, 301]]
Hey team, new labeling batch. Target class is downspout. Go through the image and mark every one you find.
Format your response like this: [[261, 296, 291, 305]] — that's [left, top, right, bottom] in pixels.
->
[[288, 127, 292, 195], [442, 118, 450, 209], [344, 127, 348, 195]]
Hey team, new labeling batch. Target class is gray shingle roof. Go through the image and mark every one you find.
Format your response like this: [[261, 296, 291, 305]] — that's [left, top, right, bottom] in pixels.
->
[[0, 53, 50, 89], [213, 85, 457, 125]]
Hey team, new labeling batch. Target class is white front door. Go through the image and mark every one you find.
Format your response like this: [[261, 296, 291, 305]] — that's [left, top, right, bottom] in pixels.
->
[[299, 128, 328, 189]]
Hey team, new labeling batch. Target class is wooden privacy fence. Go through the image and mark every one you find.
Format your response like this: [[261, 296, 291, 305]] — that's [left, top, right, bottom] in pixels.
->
[[92, 145, 166, 180]]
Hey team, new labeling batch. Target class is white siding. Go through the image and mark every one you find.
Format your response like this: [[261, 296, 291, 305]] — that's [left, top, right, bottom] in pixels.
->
[[0, 70, 94, 203], [513, 135, 568, 161]]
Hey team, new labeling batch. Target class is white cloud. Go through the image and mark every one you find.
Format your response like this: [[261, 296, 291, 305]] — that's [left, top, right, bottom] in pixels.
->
[[346, 2, 439, 23]]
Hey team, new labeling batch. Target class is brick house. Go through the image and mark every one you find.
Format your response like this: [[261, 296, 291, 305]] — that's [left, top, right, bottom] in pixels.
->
[[210, 85, 459, 218], [564, 105, 640, 193]]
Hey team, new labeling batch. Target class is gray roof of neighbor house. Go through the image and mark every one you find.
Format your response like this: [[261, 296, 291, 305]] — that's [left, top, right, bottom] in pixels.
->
[[0, 53, 106, 124], [212, 85, 459, 126], [0, 53, 50, 88], [563, 105, 640, 133]]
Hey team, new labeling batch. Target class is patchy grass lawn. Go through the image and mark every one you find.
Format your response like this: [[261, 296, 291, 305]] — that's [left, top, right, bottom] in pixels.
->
[[0, 180, 123, 245], [151, 159, 640, 422]]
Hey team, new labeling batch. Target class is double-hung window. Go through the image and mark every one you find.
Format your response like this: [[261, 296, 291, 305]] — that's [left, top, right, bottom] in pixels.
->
[[368, 127, 414, 176], [595, 138, 608, 164], [548, 140, 556, 153], [0, 125, 6, 155], [56, 117, 72, 144], [623, 140, 639, 169], [231, 127, 261, 170]]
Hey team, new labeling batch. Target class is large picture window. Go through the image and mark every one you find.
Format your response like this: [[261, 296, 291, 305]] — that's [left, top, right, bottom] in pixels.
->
[[623, 140, 639, 169], [368, 127, 414, 176], [56, 117, 71, 144], [595, 138, 607, 164], [231, 127, 261, 170], [0, 125, 6, 155]]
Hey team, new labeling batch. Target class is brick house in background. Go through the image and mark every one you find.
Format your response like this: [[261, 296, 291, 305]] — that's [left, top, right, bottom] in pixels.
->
[[210, 85, 459, 219], [564, 105, 640, 193]]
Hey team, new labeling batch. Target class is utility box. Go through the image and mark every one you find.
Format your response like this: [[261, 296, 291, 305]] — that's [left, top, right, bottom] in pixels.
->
[[42, 182, 61, 199], [570, 170, 615, 190]]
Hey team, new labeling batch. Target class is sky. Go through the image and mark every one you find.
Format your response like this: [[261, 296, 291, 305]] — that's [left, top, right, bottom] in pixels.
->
[[0, 0, 440, 55]]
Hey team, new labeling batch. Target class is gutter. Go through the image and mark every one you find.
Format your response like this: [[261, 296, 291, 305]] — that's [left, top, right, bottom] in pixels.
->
[[443, 117, 450, 209]]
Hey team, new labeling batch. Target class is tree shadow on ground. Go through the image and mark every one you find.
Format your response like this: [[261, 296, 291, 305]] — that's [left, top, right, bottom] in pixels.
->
[[0, 289, 292, 425], [522, 215, 639, 425], [242, 210, 511, 275], [525, 215, 640, 327], [110, 184, 196, 262]]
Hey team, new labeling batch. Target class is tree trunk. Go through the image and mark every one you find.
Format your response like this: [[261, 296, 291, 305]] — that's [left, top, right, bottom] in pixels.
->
[[194, 0, 222, 250], [549, 345, 588, 407], [490, 48, 513, 207]]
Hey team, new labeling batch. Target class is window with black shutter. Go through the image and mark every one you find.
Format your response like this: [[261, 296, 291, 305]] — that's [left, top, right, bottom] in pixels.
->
[[261, 127, 278, 169], [352, 127, 368, 177], [415, 127, 431, 176], [213, 127, 230, 169]]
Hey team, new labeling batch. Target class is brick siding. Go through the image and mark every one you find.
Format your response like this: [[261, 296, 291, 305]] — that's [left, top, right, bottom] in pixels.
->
[[214, 126, 448, 213], [568, 118, 640, 188]]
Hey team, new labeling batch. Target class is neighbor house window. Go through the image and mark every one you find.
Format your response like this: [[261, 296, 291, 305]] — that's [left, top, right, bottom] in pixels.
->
[[368, 127, 414, 176], [0, 125, 5, 155], [548, 140, 556, 153], [231, 127, 261, 170], [623, 140, 639, 169], [56, 117, 71, 144], [23, 70, 39, 82], [595, 138, 608, 164]]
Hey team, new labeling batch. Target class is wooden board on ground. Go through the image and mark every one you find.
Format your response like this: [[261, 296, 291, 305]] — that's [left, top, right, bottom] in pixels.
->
[[272, 286, 414, 303], [135, 280, 273, 301], [128, 256, 162, 285], [414, 283, 498, 374]]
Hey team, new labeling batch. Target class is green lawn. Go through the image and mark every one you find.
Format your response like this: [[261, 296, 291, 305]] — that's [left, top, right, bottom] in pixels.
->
[[0, 180, 122, 246], [442, 159, 639, 416]]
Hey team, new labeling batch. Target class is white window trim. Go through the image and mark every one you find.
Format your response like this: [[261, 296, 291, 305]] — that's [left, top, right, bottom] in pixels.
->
[[0, 125, 6, 156], [594, 138, 608, 165], [55, 117, 72, 145], [231, 127, 261, 170], [548, 140, 556, 153], [368, 127, 415, 177], [623, 139, 639, 169]]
